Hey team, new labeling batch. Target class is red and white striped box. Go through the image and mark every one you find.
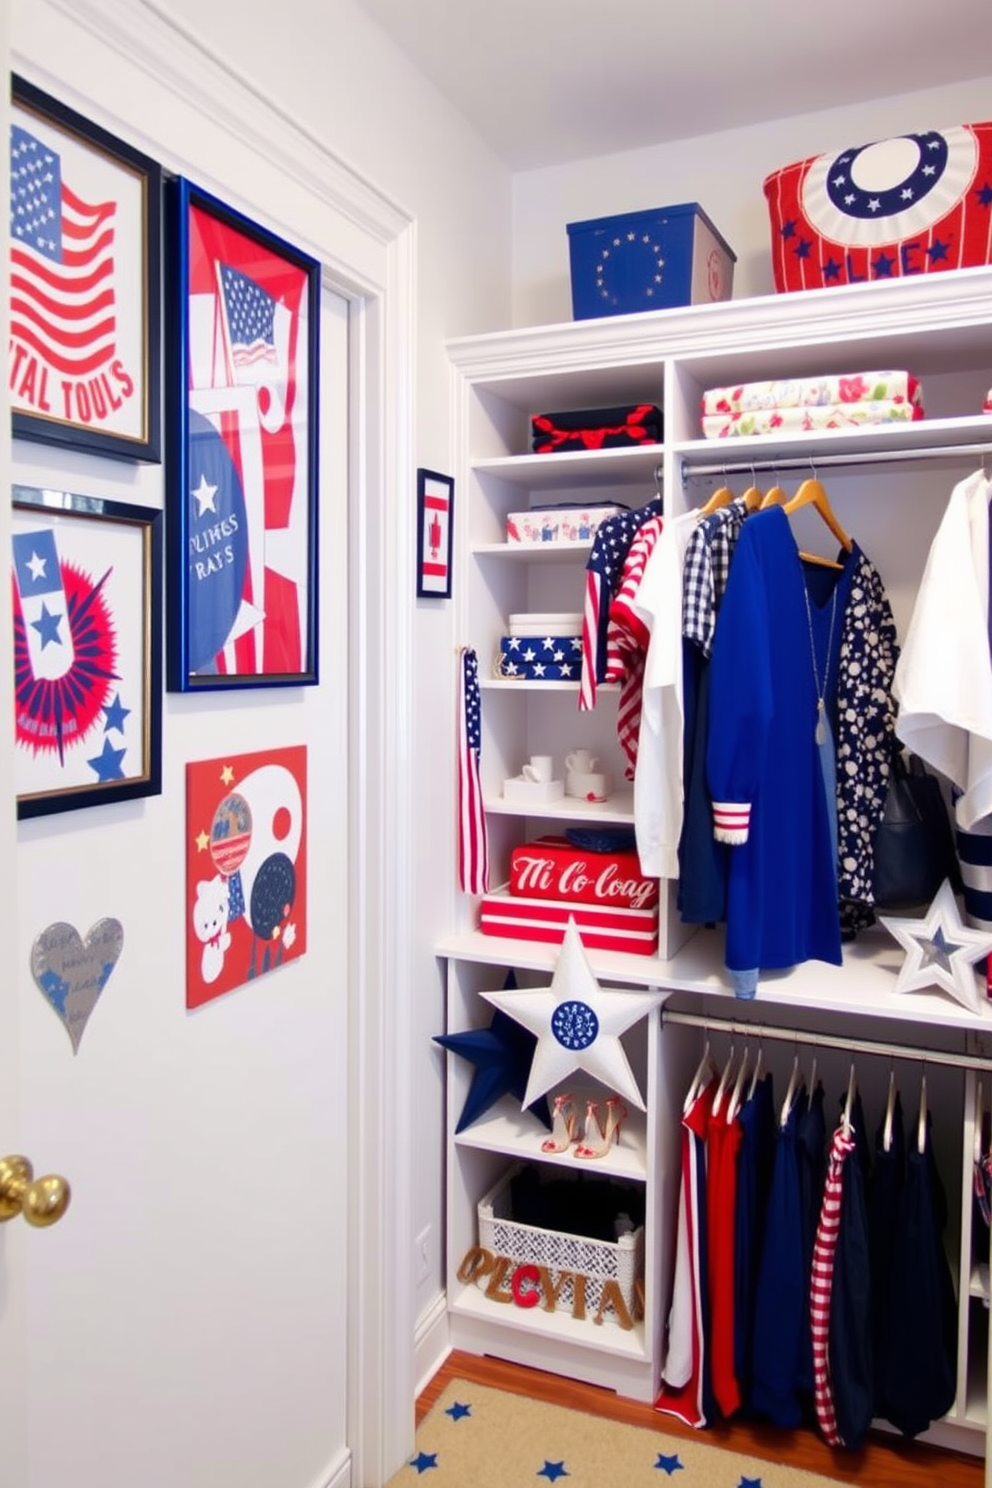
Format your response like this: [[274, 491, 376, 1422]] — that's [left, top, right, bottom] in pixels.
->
[[479, 884, 659, 956], [509, 835, 658, 911]]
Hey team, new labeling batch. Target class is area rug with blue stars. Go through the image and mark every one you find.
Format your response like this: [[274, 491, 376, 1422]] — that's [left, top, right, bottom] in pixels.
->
[[387, 1379, 843, 1488]]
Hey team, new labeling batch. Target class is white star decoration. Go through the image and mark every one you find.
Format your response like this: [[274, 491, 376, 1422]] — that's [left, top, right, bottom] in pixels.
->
[[480, 918, 664, 1111], [879, 879, 992, 1015]]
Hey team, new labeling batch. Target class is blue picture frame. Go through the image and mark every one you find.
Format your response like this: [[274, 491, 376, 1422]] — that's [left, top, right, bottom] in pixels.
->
[[12, 485, 163, 819], [10, 75, 162, 463], [416, 467, 454, 599], [164, 176, 320, 691]]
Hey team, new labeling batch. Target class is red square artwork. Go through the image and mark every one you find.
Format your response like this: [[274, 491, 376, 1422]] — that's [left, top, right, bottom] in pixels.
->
[[185, 744, 307, 1008]]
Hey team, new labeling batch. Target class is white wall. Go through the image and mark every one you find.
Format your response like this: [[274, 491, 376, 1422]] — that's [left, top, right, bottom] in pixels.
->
[[512, 75, 992, 326], [7, 1, 512, 1484]]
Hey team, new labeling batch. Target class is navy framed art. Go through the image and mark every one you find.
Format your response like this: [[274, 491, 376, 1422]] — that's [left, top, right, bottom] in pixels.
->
[[12, 485, 163, 819], [10, 75, 162, 463], [165, 176, 320, 691], [416, 467, 454, 599]]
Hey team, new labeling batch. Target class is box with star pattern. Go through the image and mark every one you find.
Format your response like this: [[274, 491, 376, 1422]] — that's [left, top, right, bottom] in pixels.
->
[[567, 202, 735, 320], [496, 633, 583, 682]]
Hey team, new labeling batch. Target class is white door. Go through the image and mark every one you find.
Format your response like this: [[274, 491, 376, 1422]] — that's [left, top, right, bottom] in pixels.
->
[[0, 202, 356, 1488]]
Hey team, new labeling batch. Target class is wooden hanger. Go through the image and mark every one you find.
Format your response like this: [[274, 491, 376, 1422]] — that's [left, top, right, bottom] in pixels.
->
[[699, 480, 734, 517], [785, 475, 853, 552], [740, 467, 763, 512], [760, 479, 788, 509]]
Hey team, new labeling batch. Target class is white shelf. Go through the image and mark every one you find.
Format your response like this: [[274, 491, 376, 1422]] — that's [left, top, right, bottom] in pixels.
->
[[438, 921, 992, 1035], [448, 1280, 649, 1361], [471, 444, 663, 492], [675, 413, 992, 473], [453, 1091, 648, 1181], [472, 540, 593, 562], [484, 788, 635, 823]]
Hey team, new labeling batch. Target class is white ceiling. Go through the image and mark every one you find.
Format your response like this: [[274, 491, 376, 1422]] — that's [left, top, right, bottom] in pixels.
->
[[353, 0, 990, 171]]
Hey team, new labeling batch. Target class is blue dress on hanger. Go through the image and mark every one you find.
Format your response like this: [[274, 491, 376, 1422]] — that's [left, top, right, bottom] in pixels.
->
[[707, 507, 856, 995]]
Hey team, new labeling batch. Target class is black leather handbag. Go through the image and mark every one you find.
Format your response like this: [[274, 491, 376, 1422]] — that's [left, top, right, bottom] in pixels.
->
[[871, 751, 962, 911]]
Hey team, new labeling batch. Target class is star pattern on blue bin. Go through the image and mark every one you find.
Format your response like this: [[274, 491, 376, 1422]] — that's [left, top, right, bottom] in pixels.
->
[[408, 1450, 437, 1474], [445, 1401, 471, 1421], [654, 1452, 684, 1474], [536, 1462, 570, 1482], [481, 917, 663, 1111]]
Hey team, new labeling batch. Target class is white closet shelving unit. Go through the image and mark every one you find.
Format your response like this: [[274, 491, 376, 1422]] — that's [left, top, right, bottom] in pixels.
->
[[438, 267, 992, 1461]]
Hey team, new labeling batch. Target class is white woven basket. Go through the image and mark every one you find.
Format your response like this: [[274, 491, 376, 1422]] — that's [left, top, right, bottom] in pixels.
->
[[477, 1162, 644, 1318]]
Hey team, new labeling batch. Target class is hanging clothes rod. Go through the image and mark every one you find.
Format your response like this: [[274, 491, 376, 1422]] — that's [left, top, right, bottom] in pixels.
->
[[680, 440, 992, 485], [662, 1006, 992, 1073]]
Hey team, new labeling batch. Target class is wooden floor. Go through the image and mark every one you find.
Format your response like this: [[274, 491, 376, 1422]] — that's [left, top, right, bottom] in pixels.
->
[[418, 1350, 986, 1488]]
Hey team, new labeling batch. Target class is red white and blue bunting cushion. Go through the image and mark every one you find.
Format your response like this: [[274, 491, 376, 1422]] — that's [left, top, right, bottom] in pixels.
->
[[763, 123, 992, 292]]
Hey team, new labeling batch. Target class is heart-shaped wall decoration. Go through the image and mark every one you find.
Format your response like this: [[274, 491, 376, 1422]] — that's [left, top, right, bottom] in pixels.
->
[[31, 919, 124, 1054]]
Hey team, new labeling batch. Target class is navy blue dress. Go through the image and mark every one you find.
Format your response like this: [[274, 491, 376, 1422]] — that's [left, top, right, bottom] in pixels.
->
[[707, 508, 854, 989]]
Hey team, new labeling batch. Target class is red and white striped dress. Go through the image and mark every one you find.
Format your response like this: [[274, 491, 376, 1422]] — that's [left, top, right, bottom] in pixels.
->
[[810, 1122, 857, 1445]]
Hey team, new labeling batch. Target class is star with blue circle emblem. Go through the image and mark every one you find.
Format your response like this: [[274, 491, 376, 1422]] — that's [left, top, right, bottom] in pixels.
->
[[481, 917, 663, 1112], [655, 1451, 684, 1474], [408, 1450, 437, 1473], [445, 1400, 471, 1421], [537, 1462, 569, 1482], [736, 1478, 764, 1488]]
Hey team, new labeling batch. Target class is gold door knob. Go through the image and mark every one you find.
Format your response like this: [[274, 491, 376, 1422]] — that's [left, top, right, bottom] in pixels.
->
[[0, 1155, 71, 1227]]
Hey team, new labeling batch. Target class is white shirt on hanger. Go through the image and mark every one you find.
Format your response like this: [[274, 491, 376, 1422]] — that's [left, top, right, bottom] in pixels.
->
[[633, 509, 697, 878], [894, 468, 992, 830]]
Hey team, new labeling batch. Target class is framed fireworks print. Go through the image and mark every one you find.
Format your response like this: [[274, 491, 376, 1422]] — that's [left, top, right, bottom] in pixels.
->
[[165, 177, 320, 692], [12, 485, 163, 819], [416, 468, 453, 599], [185, 745, 308, 1009], [10, 75, 162, 462]]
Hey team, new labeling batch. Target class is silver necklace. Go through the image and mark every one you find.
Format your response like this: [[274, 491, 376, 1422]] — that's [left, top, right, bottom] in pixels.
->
[[803, 584, 838, 746]]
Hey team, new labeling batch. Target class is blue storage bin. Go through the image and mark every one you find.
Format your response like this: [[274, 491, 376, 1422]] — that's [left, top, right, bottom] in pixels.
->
[[567, 202, 736, 320]]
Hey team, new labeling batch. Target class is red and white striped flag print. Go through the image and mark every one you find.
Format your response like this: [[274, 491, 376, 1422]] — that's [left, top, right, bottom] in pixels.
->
[[458, 647, 489, 895], [10, 124, 117, 376]]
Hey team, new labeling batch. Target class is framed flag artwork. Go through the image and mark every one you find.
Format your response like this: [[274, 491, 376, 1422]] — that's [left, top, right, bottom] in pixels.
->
[[10, 76, 162, 462], [185, 745, 307, 1009], [12, 484, 163, 819], [165, 177, 320, 691], [416, 467, 454, 599]]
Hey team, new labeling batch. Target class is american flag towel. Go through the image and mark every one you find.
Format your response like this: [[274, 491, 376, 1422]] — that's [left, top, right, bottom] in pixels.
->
[[458, 647, 489, 895]]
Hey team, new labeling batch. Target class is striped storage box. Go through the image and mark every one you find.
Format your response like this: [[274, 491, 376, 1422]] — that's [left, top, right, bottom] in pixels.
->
[[479, 883, 659, 955]]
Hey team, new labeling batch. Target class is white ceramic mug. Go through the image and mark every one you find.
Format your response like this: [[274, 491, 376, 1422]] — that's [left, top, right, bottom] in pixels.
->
[[522, 754, 553, 783], [565, 749, 598, 774]]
